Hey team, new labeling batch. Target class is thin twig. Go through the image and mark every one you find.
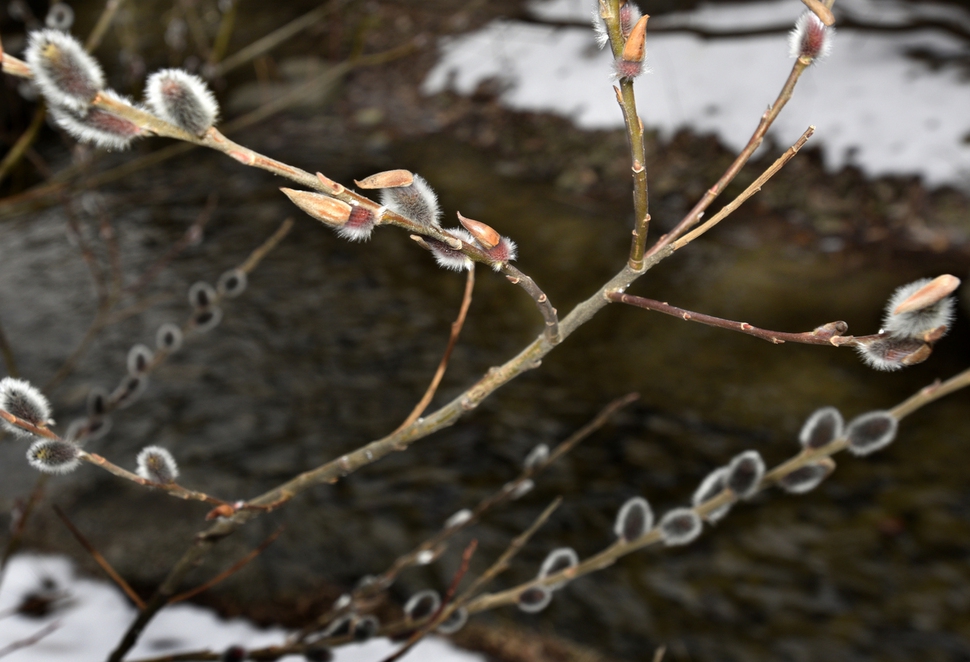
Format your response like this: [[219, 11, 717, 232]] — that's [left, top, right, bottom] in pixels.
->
[[396, 267, 475, 431], [53, 504, 145, 609], [0, 621, 59, 659], [502, 264, 560, 343], [238, 218, 294, 273], [0, 476, 47, 589], [671, 126, 815, 250], [0, 312, 19, 378], [85, 0, 128, 52], [168, 526, 285, 604], [0, 103, 47, 186], [608, 292, 850, 345], [0, 410, 57, 438]]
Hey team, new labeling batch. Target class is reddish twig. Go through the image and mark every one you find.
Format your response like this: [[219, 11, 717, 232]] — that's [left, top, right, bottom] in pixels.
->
[[396, 267, 475, 432], [53, 504, 145, 609], [608, 292, 850, 345], [168, 526, 285, 604]]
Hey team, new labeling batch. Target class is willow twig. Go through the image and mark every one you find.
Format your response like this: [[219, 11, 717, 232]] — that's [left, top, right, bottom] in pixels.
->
[[502, 264, 560, 343], [672, 126, 815, 250], [0, 621, 59, 659], [608, 292, 851, 345], [168, 526, 285, 604], [53, 504, 145, 609], [396, 266, 475, 431]]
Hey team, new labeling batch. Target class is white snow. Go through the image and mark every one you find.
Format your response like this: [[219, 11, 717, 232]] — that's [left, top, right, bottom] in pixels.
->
[[424, 0, 970, 187], [0, 554, 486, 662]]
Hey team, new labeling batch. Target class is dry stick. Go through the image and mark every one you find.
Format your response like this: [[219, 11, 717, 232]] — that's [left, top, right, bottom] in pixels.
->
[[0, 621, 59, 659], [647, 57, 811, 257], [396, 267, 476, 432], [653, 646, 667, 662], [238, 218, 294, 274], [502, 264, 560, 343], [608, 293, 851, 345], [672, 126, 815, 250], [297, 393, 635, 642], [465, 365, 970, 615], [125, 193, 217, 295], [52, 504, 145, 609], [208, 1, 343, 77], [168, 526, 285, 604], [378, 540, 479, 662]]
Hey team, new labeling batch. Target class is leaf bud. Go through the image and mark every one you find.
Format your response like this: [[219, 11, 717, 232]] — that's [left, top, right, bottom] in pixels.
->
[[538, 547, 578, 590], [280, 189, 352, 227], [457, 212, 500, 249], [778, 458, 835, 494]]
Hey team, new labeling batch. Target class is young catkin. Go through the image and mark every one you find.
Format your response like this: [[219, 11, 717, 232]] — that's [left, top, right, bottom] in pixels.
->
[[691, 468, 731, 523], [217, 269, 247, 298], [444, 509, 472, 529], [658, 508, 703, 546], [538, 548, 579, 590], [27, 439, 81, 474], [778, 462, 831, 494], [156, 323, 184, 352], [424, 230, 475, 272], [49, 90, 145, 150], [882, 277, 956, 339], [789, 11, 833, 61], [436, 607, 468, 634], [379, 174, 441, 228], [404, 590, 440, 621], [192, 307, 223, 333], [726, 450, 765, 499], [126, 344, 154, 376], [523, 443, 550, 470], [845, 411, 898, 456], [136, 446, 179, 483], [614, 496, 653, 541], [188, 281, 217, 309], [799, 406, 843, 449], [145, 68, 219, 135], [25, 29, 104, 111], [517, 586, 552, 613], [0, 377, 52, 436]]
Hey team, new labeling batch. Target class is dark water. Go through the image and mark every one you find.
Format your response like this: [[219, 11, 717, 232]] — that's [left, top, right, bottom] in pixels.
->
[[2, 1, 970, 660]]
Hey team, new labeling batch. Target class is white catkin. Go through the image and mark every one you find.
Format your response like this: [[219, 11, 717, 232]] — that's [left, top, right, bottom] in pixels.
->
[[0, 377, 52, 436]]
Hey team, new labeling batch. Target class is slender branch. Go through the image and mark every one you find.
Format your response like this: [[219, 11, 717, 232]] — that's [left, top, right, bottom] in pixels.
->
[[0, 103, 47, 186], [608, 292, 850, 345], [0, 312, 19, 378], [501, 264, 559, 343], [672, 126, 814, 250], [0, 410, 57, 438], [238, 218, 294, 273], [52, 504, 145, 609], [647, 58, 811, 256], [0, 476, 47, 589], [168, 526, 285, 604], [85, 0, 128, 52], [0, 621, 59, 659], [80, 451, 231, 506], [396, 267, 475, 431]]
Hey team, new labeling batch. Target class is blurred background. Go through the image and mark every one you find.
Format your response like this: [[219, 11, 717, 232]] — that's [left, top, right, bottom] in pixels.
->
[[1, 1, 970, 660]]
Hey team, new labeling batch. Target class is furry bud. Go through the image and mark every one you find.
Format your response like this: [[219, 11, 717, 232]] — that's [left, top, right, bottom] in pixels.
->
[[404, 590, 440, 621], [49, 89, 145, 150], [484, 237, 518, 271], [523, 443, 549, 470], [25, 29, 104, 111], [789, 11, 833, 61], [855, 336, 933, 371], [156, 323, 184, 352], [377, 173, 441, 228], [882, 276, 957, 339], [538, 548, 578, 590], [614, 496, 653, 541], [136, 445, 179, 483], [126, 344, 154, 376], [45, 3, 75, 30], [619, 1, 643, 37], [691, 468, 731, 523], [444, 509, 473, 529], [799, 406, 843, 449], [506, 478, 534, 500], [217, 268, 247, 298], [658, 508, 703, 546], [145, 68, 219, 135], [192, 307, 223, 333], [726, 451, 765, 499], [112, 375, 148, 409], [188, 281, 216, 309], [457, 213, 500, 249], [27, 439, 80, 474], [336, 205, 378, 242], [414, 231, 474, 272], [0, 377, 52, 436], [436, 607, 468, 634], [65, 416, 111, 444], [845, 410, 898, 456], [778, 458, 834, 494], [517, 586, 552, 613]]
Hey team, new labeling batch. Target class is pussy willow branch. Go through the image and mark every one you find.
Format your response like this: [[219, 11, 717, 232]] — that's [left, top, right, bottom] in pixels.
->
[[647, 57, 813, 256], [608, 293, 851, 345], [671, 126, 815, 250], [296, 393, 636, 642], [396, 267, 475, 432], [502, 264, 560, 343], [53, 504, 145, 609], [464, 365, 970, 614], [602, 0, 651, 268]]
